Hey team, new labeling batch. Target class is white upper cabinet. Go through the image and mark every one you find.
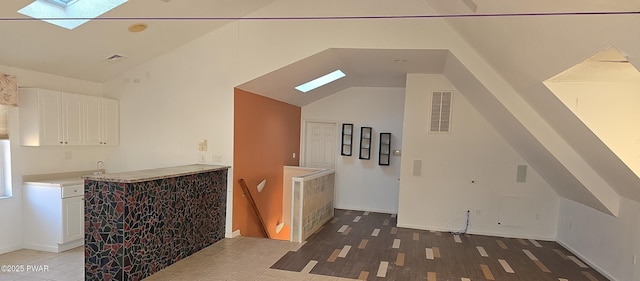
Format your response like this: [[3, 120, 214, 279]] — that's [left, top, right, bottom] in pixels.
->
[[83, 96, 119, 145], [19, 88, 119, 146], [101, 98, 119, 145], [62, 93, 84, 145], [32, 89, 63, 146], [83, 96, 102, 145]]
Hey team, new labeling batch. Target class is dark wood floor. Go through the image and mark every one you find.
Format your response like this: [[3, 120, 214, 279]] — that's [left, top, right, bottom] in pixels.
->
[[272, 209, 608, 281]]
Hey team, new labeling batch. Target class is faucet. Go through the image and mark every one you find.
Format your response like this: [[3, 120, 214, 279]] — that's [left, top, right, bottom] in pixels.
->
[[94, 161, 105, 175]]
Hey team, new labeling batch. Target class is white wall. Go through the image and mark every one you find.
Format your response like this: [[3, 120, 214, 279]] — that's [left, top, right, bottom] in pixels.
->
[[558, 197, 640, 281], [100, 0, 480, 237], [99, 0, 568, 239], [397, 74, 559, 240], [302, 87, 405, 214], [0, 64, 106, 254]]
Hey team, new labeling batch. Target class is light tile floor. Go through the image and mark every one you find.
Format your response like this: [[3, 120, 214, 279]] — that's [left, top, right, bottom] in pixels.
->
[[0, 237, 358, 281]]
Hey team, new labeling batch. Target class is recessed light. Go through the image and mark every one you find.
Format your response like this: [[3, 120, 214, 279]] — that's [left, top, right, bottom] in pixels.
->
[[128, 23, 148, 33], [394, 59, 406, 63]]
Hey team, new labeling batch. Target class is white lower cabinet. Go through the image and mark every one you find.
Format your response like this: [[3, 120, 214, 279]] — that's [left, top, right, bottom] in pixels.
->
[[62, 196, 84, 243], [23, 183, 84, 253]]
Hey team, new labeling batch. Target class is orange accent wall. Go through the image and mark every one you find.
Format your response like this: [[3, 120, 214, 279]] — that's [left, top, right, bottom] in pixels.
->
[[233, 88, 300, 240]]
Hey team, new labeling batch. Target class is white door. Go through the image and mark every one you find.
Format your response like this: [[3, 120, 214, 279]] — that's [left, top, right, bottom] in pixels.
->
[[304, 122, 336, 169]]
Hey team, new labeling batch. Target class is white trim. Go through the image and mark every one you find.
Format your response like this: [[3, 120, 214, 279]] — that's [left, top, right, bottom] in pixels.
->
[[0, 244, 22, 255], [23, 239, 83, 253], [334, 205, 397, 215], [396, 223, 556, 241]]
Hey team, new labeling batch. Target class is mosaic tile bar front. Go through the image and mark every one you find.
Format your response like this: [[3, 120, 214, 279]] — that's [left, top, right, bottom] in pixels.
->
[[84, 168, 228, 281], [291, 169, 335, 243]]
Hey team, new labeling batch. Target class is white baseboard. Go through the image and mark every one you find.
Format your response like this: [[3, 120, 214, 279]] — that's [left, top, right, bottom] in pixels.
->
[[23, 240, 83, 253], [0, 244, 23, 255], [58, 240, 83, 252], [396, 223, 555, 241], [231, 229, 241, 238], [23, 243, 60, 253], [334, 205, 397, 215], [556, 240, 619, 281]]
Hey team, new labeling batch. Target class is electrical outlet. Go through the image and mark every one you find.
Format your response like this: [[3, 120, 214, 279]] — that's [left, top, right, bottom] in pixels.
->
[[212, 155, 223, 163]]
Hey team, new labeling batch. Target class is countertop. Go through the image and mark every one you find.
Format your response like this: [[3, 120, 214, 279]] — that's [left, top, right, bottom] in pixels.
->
[[23, 169, 101, 187], [82, 164, 230, 183], [24, 177, 85, 187]]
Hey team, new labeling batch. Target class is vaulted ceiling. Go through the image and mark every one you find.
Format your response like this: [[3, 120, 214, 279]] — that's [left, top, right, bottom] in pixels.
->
[[2, 0, 639, 215]]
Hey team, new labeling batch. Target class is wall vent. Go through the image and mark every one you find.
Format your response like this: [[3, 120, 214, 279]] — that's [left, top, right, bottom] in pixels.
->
[[430, 91, 453, 133]]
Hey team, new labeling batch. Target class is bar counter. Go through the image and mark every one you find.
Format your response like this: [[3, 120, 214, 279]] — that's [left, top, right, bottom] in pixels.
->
[[83, 164, 230, 281]]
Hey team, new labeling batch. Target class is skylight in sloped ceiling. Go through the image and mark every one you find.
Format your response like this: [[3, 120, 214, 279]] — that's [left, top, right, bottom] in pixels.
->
[[18, 0, 128, 30], [544, 47, 640, 177], [295, 70, 346, 93]]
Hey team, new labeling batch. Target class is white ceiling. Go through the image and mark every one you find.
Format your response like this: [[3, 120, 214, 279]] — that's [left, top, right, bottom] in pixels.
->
[[3, 0, 640, 212], [0, 0, 274, 82], [237, 48, 448, 107]]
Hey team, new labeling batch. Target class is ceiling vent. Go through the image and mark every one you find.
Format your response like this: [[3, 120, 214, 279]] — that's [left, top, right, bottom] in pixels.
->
[[430, 91, 453, 133], [104, 54, 126, 62]]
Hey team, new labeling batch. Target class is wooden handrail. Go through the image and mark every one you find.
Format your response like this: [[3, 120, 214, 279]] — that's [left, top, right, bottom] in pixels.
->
[[238, 178, 270, 238]]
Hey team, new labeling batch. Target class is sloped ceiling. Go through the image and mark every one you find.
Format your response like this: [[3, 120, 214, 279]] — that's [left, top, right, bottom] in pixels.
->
[[1, 0, 638, 215], [238, 0, 640, 215], [0, 0, 274, 82], [422, 0, 640, 210], [237, 48, 448, 107]]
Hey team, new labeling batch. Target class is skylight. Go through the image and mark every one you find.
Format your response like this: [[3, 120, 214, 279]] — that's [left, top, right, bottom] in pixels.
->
[[18, 0, 128, 30], [295, 70, 346, 93], [46, 0, 80, 7]]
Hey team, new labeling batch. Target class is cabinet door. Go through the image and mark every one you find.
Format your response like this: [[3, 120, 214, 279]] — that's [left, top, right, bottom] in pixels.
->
[[61, 196, 84, 243], [83, 96, 103, 145], [62, 93, 84, 145], [101, 98, 119, 145], [38, 90, 63, 145]]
